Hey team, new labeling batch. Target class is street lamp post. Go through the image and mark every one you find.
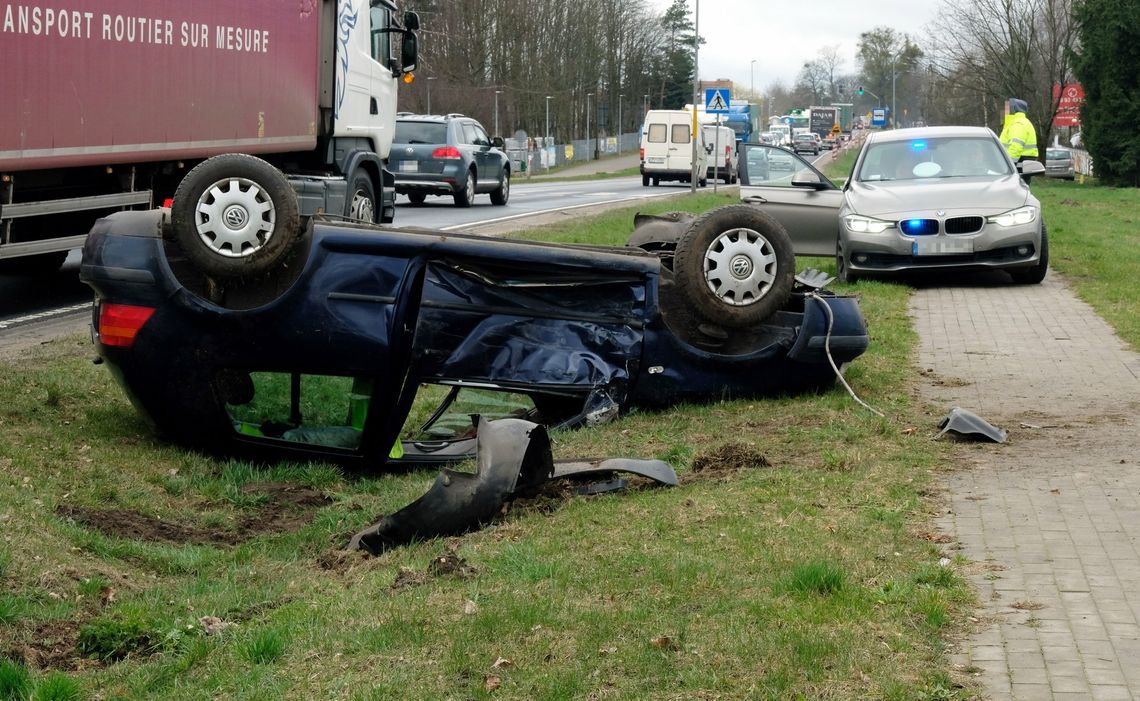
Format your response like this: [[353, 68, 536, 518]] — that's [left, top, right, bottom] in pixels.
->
[[643, 93, 649, 114], [426, 76, 436, 113], [494, 90, 503, 137], [544, 95, 552, 171], [750, 59, 756, 99], [617, 93, 623, 154], [586, 92, 592, 160]]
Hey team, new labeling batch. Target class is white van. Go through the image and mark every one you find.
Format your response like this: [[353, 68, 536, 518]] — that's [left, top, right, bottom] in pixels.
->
[[701, 124, 738, 184], [640, 110, 709, 187]]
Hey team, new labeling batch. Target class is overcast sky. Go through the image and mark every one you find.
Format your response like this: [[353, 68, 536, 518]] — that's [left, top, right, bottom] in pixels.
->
[[655, 0, 940, 94]]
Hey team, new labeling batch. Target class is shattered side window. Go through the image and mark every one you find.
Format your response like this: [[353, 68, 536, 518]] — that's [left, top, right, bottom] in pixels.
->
[[222, 372, 374, 450], [400, 385, 540, 442]]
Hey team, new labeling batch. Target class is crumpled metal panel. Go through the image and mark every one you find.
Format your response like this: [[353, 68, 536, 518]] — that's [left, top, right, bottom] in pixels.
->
[[411, 261, 644, 389]]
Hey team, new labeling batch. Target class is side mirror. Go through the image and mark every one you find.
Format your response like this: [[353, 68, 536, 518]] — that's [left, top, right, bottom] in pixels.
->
[[492, 136, 505, 149], [791, 169, 827, 189], [399, 32, 418, 73], [403, 11, 420, 31], [1018, 160, 1045, 177]]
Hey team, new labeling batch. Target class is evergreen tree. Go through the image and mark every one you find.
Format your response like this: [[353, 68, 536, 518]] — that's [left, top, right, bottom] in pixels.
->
[[659, 0, 697, 109], [1072, 0, 1140, 186]]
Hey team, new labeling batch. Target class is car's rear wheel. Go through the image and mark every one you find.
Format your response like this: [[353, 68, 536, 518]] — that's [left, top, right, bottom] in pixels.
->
[[1009, 225, 1048, 284], [672, 205, 795, 328], [169, 154, 300, 281], [490, 169, 510, 205], [642, 174, 650, 187], [454, 170, 476, 207], [407, 192, 427, 205]]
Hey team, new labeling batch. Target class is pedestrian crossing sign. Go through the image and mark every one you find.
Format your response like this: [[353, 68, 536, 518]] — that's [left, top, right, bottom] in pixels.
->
[[704, 88, 730, 114]]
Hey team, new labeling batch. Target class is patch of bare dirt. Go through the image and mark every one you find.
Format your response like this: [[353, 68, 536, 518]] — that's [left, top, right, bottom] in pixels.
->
[[56, 482, 331, 546], [687, 443, 771, 480], [5, 620, 99, 672], [389, 548, 477, 591]]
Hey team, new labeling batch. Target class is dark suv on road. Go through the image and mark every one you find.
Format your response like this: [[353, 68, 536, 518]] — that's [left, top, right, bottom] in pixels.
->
[[391, 114, 511, 207]]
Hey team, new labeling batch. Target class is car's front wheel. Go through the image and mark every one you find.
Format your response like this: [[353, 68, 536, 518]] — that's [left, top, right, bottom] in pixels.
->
[[836, 240, 860, 284], [454, 170, 476, 207], [1009, 225, 1049, 284], [672, 205, 795, 328]]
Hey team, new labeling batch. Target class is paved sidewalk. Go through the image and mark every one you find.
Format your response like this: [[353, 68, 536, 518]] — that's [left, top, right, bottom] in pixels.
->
[[913, 274, 1140, 700], [525, 153, 640, 180]]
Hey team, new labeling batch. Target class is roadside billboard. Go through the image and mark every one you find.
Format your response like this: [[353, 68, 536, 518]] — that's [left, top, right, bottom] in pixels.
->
[[1052, 83, 1083, 127]]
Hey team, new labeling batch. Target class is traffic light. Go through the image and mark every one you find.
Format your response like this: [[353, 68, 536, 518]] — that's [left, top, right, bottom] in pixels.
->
[[857, 85, 864, 96]]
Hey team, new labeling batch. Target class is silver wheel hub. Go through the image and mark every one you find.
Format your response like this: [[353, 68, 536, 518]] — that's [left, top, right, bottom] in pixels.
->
[[194, 177, 275, 258], [703, 227, 778, 306], [350, 190, 374, 222]]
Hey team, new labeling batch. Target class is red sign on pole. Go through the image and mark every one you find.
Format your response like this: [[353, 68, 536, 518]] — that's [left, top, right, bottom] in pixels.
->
[[1052, 83, 1084, 127]]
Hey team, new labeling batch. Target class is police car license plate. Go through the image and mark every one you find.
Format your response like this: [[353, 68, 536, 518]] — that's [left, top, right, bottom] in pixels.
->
[[914, 237, 973, 256]]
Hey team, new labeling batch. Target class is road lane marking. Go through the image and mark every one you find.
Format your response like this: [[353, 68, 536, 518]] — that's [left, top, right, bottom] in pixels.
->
[[0, 302, 91, 330], [439, 191, 687, 231]]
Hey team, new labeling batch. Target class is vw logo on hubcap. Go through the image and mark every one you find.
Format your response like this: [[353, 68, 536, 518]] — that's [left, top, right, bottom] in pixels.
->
[[222, 205, 248, 229], [730, 254, 753, 279]]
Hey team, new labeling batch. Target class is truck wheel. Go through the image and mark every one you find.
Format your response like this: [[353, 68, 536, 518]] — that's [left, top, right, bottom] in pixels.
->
[[490, 169, 510, 205], [346, 173, 377, 223], [407, 192, 427, 205], [672, 205, 795, 328], [454, 170, 475, 207], [642, 174, 650, 187], [170, 154, 299, 280]]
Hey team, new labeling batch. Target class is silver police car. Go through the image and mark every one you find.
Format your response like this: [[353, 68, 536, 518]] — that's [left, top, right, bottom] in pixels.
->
[[738, 126, 1048, 284]]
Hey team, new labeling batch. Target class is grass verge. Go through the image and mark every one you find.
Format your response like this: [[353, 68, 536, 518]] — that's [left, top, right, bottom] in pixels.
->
[[0, 193, 976, 699]]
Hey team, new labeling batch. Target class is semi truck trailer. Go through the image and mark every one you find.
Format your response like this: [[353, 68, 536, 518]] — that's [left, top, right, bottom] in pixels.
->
[[0, 0, 418, 273]]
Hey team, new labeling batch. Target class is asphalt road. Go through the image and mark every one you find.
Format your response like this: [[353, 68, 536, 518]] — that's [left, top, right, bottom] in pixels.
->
[[0, 174, 715, 349]]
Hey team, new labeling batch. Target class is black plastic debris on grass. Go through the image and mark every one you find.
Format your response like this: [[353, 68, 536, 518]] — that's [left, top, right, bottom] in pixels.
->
[[347, 417, 677, 554]]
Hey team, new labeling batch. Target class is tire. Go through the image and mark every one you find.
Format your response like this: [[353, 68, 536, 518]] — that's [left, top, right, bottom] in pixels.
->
[[407, 192, 427, 205], [1009, 224, 1048, 284], [642, 174, 651, 187], [453, 170, 475, 207], [836, 240, 859, 284], [169, 153, 300, 281], [672, 205, 796, 328], [698, 177, 708, 187], [345, 172, 377, 223], [490, 168, 510, 206], [652, 178, 660, 187], [0, 251, 67, 276]]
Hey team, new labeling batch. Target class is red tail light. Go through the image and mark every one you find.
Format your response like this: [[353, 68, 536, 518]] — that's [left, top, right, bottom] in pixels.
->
[[98, 303, 155, 348], [162, 198, 174, 208], [639, 147, 645, 160], [431, 146, 461, 159]]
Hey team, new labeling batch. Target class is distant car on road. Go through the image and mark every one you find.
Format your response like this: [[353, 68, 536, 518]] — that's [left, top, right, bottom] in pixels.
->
[[792, 133, 820, 155], [1044, 148, 1075, 180], [738, 126, 1048, 285], [392, 114, 511, 207]]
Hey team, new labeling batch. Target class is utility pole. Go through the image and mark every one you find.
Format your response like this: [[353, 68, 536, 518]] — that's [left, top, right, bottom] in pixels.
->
[[617, 93, 623, 154], [544, 95, 552, 171], [426, 76, 435, 114], [494, 90, 502, 136], [690, 0, 700, 193], [586, 92, 592, 160]]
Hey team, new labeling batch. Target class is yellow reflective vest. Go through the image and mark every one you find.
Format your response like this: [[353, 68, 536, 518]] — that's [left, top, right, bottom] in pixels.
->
[[1000, 112, 1039, 160]]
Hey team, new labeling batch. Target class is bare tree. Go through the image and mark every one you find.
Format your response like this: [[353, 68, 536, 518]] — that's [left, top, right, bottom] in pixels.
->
[[927, 0, 1077, 149], [817, 45, 846, 101]]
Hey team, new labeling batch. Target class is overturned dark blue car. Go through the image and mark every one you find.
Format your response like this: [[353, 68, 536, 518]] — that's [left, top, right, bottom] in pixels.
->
[[80, 155, 870, 474]]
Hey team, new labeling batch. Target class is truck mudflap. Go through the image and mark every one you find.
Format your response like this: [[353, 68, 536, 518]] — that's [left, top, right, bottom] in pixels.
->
[[347, 417, 677, 554]]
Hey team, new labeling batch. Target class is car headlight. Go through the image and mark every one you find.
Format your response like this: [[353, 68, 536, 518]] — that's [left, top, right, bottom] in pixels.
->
[[843, 214, 894, 234], [987, 206, 1037, 227]]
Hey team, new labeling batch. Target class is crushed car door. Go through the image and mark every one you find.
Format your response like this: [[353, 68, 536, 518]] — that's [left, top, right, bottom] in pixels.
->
[[738, 144, 844, 257]]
